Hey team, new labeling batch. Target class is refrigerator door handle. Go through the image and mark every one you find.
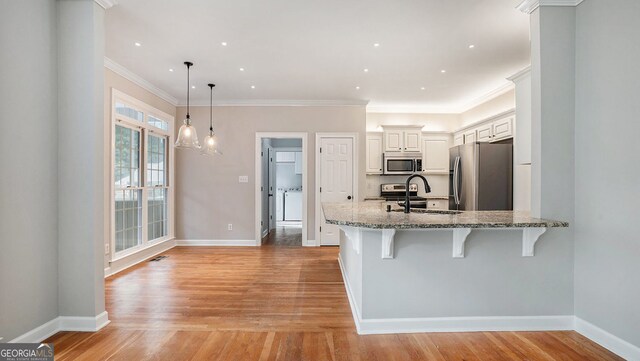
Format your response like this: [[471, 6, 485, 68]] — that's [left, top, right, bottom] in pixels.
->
[[453, 156, 461, 205]]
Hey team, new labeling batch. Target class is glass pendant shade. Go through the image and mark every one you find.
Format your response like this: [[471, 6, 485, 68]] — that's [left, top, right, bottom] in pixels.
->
[[175, 119, 201, 149], [201, 131, 221, 155]]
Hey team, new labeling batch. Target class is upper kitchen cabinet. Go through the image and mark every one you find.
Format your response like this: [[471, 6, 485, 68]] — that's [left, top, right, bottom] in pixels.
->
[[294, 152, 303, 174], [421, 133, 451, 174], [382, 126, 422, 152], [454, 111, 515, 145], [366, 133, 383, 174]]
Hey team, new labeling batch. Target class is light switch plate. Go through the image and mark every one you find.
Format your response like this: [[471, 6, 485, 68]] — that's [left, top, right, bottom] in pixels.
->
[[239, 176, 249, 183]]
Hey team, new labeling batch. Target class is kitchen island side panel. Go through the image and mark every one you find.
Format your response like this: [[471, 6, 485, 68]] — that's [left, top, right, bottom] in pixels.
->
[[359, 229, 573, 319]]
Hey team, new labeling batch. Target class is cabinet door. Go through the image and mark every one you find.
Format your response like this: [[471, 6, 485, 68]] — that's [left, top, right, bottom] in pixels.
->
[[384, 130, 403, 152], [492, 117, 513, 141], [422, 138, 449, 174], [294, 152, 303, 174], [403, 129, 422, 152], [453, 133, 464, 146], [366, 134, 383, 174], [476, 123, 493, 142], [464, 130, 476, 144]]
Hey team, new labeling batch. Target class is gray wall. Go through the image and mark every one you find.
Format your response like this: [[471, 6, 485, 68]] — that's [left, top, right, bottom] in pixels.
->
[[175, 105, 366, 241], [574, 0, 640, 347], [360, 229, 574, 318], [57, 0, 106, 318], [0, 0, 59, 341]]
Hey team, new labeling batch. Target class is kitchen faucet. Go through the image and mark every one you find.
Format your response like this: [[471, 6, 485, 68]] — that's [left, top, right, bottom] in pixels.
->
[[404, 174, 431, 213]]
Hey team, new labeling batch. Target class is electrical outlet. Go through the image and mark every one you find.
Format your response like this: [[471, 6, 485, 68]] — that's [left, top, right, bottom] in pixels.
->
[[238, 175, 249, 183], [105, 243, 110, 254], [228, 223, 233, 231]]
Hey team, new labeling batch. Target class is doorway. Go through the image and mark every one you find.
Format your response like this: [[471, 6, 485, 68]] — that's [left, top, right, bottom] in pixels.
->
[[255, 133, 308, 247], [315, 133, 358, 246]]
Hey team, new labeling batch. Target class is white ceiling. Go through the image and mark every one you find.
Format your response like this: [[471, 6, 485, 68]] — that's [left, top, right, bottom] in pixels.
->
[[105, 0, 530, 112]]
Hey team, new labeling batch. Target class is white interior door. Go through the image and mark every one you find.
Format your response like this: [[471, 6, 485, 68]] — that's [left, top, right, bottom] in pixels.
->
[[320, 137, 353, 245]]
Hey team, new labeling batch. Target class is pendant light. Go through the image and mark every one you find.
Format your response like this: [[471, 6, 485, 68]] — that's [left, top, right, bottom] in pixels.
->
[[175, 61, 201, 150], [201, 83, 222, 155]]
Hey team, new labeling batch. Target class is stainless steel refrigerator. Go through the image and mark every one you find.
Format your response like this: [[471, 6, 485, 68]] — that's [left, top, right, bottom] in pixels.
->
[[449, 142, 513, 211]]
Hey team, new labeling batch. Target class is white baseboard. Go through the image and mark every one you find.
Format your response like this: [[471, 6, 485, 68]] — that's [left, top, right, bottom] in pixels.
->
[[303, 239, 318, 247], [575, 317, 640, 361], [176, 239, 257, 246], [9, 318, 61, 343], [10, 311, 110, 343], [105, 238, 176, 278]]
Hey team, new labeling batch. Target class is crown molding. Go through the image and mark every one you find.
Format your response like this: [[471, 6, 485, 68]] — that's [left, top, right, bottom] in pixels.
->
[[517, 0, 584, 14], [181, 99, 369, 107], [457, 82, 515, 114], [507, 66, 532, 82], [104, 57, 178, 106], [94, 0, 117, 10]]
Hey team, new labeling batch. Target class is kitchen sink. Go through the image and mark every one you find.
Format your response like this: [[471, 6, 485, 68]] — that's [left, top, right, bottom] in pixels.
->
[[391, 208, 462, 215]]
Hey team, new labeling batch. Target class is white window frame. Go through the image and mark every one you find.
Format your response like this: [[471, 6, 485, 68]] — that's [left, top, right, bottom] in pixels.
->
[[109, 89, 175, 261]]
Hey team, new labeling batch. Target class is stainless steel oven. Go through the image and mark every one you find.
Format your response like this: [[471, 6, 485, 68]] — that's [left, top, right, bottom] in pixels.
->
[[383, 153, 422, 175]]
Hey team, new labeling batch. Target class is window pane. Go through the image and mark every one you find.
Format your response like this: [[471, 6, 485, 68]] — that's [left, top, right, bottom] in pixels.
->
[[115, 102, 144, 122], [114, 125, 141, 188], [146, 134, 167, 187], [148, 115, 168, 131], [114, 189, 142, 253], [147, 188, 167, 241]]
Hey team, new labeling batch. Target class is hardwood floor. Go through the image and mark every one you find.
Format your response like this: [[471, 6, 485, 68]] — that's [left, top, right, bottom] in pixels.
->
[[45, 246, 621, 360], [262, 226, 303, 247]]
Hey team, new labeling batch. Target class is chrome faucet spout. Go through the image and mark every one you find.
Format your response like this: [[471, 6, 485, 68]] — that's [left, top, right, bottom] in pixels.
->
[[404, 174, 432, 213]]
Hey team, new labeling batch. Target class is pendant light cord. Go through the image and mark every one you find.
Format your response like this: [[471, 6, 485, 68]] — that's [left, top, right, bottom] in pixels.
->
[[184, 61, 193, 123], [208, 83, 215, 132]]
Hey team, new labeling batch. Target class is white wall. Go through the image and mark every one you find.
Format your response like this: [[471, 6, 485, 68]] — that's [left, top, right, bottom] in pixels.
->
[[0, 0, 59, 341], [574, 0, 640, 348], [459, 89, 515, 128], [175, 105, 366, 242]]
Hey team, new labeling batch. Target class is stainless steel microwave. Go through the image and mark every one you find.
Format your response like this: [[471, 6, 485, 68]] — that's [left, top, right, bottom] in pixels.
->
[[383, 153, 423, 175]]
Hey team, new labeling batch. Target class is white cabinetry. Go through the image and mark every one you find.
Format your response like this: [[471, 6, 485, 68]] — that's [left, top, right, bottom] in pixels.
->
[[492, 117, 514, 141], [464, 130, 477, 144], [382, 126, 422, 152], [454, 112, 515, 145], [366, 133, 383, 174], [421, 134, 450, 174], [476, 123, 493, 142], [453, 133, 464, 146]]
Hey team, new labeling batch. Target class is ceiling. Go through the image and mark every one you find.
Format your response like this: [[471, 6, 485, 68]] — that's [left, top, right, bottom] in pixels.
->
[[105, 0, 530, 112]]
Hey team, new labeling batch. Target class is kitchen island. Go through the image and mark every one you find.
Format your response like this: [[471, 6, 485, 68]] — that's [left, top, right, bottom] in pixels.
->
[[322, 202, 571, 334]]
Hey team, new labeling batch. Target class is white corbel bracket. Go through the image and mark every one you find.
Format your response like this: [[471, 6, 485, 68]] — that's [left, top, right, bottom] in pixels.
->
[[341, 226, 362, 254], [381, 229, 396, 259], [522, 227, 546, 257], [452, 228, 472, 258]]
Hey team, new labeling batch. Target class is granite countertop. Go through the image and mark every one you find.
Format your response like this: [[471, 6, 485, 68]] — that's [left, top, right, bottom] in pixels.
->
[[322, 202, 569, 229]]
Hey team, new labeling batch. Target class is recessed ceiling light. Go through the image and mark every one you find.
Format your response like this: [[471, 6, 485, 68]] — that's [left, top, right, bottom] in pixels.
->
[[134, 42, 141, 47], [441, 70, 447, 73], [355, 86, 360, 90], [421, 87, 425, 90], [469, 44, 475, 49], [364, 68, 369, 72], [221, 42, 228, 46], [251, 85, 256, 89], [191, 85, 196, 89], [168, 68, 174, 72], [239, 67, 245, 71], [373, 43, 380, 47]]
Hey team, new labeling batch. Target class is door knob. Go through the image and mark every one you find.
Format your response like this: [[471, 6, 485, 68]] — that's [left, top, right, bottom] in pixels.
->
[[347, 196, 352, 200]]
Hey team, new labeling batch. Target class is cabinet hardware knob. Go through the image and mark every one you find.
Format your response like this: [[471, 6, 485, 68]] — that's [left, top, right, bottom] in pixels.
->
[[347, 195, 352, 200]]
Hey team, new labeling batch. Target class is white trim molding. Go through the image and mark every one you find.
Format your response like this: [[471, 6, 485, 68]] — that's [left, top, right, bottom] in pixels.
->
[[105, 238, 176, 278], [507, 66, 532, 83], [10, 312, 110, 343], [176, 239, 257, 246], [95, 0, 117, 9], [183, 99, 369, 107], [575, 318, 640, 361], [104, 57, 178, 106], [517, 0, 585, 14]]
